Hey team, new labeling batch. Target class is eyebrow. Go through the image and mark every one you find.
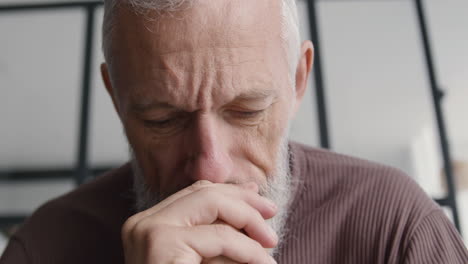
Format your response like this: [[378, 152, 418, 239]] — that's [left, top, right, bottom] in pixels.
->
[[131, 101, 176, 113], [131, 88, 277, 113], [231, 88, 277, 103]]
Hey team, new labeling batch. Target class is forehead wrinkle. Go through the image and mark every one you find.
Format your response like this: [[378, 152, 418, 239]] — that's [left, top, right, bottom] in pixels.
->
[[131, 101, 176, 113], [123, 67, 185, 112], [150, 47, 266, 111], [156, 47, 263, 73], [193, 64, 212, 111], [209, 67, 275, 107], [111, 0, 285, 114], [127, 61, 276, 114]]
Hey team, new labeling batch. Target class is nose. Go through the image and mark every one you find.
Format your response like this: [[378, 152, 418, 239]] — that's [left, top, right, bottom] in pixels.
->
[[185, 114, 233, 183]]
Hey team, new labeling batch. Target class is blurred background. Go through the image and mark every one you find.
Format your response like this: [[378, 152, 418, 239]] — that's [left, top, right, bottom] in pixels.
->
[[0, 0, 467, 253]]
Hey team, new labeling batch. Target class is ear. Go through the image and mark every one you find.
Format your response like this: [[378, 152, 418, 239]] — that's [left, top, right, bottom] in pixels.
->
[[292, 40, 314, 115], [100, 63, 121, 118]]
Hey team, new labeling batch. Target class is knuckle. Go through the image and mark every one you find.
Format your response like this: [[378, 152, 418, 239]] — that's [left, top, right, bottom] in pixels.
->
[[121, 215, 141, 242], [213, 224, 235, 238], [171, 260, 190, 264], [188, 180, 213, 191], [122, 216, 136, 234], [141, 222, 158, 239], [144, 224, 171, 248], [122, 212, 148, 232], [131, 219, 157, 242], [194, 180, 213, 187], [198, 187, 220, 201], [131, 220, 147, 240], [171, 256, 198, 264]]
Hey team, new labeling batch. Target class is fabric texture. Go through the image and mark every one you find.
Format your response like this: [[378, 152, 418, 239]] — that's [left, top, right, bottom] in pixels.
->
[[1, 142, 467, 264]]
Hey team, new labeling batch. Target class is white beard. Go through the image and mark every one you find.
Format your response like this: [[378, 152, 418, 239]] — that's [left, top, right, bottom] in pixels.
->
[[258, 137, 292, 257], [129, 136, 293, 257]]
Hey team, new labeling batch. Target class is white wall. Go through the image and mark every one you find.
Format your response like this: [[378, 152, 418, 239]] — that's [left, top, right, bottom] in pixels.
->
[[313, 0, 468, 241], [0, 9, 82, 169], [0, 0, 466, 243]]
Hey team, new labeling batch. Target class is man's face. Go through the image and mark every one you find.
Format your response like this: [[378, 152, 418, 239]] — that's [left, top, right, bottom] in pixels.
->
[[105, 0, 301, 199]]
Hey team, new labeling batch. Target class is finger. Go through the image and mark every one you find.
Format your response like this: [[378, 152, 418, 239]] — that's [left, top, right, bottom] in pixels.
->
[[155, 181, 260, 214], [185, 224, 277, 264], [150, 180, 214, 213], [170, 184, 277, 221], [123, 180, 214, 234], [130, 182, 274, 232], [154, 191, 278, 247], [128, 181, 260, 227], [203, 256, 241, 264], [123, 182, 270, 245], [238, 181, 259, 193]]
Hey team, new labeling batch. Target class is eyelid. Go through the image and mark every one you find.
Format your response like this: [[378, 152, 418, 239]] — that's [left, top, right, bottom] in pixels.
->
[[236, 109, 264, 114], [143, 113, 188, 128], [146, 118, 172, 124], [144, 118, 175, 127], [228, 109, 265, 119], [227, 96, 277, 111], [140, 111, 183, 121]]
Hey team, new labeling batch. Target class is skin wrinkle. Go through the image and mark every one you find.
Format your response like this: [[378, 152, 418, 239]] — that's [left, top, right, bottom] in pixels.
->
[[134, 66, 274, 113], [156, 49, 264, 74], [102, 0, 314, 259], [159, 55, 264, 111], [139, 62, 276, 188]]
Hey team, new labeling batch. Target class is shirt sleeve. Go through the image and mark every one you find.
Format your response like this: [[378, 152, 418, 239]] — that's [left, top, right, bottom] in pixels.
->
[[0, 236, 30, 264], [403, 210, 468, 264]]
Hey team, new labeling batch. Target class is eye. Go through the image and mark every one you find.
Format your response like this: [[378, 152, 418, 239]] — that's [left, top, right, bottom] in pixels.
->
[[226, 109, 266, 124], [143, 115, 188, 133], [233, 110, 264, 119], [144, 118, 176, 128]]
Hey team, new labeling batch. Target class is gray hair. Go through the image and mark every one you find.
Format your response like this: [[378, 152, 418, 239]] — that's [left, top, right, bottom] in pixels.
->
[[102, 0, 301, 80]]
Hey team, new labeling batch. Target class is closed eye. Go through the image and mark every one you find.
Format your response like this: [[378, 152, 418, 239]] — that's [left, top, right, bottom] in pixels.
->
[[144, 119, 176, 128], [232, 110, 265, 118], [143, 114, 189, 132]]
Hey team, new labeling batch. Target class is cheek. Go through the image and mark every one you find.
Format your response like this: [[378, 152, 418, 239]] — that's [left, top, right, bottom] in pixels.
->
[[123, 118, 187, 189], [123, 118, 153, 154], [236, 99, 292, 176], [261, 102, 291, 148]]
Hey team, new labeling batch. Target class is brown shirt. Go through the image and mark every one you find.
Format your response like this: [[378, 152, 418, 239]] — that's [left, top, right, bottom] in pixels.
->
[[1, 142, 467, 263]]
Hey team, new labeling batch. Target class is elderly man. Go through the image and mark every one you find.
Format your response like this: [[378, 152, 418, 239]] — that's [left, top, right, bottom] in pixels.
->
[[1, 0, 467, 263]]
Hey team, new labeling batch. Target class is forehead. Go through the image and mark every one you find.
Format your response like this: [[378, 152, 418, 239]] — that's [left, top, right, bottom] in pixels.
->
[[112, 0, 282, 52], [108, 0, 288, 109]]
